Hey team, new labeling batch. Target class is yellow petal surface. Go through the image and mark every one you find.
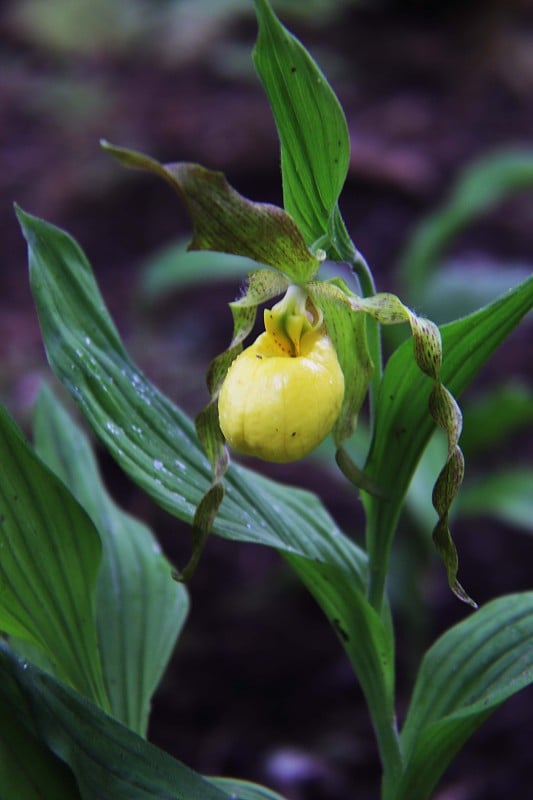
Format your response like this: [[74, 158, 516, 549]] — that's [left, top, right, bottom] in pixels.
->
[[218, 328, 344, 463]]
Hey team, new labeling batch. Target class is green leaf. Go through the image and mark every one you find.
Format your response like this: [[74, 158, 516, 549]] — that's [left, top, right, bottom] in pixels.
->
[[410, 260, 533, 325], [285, 554, 401, 785], [393, 593, 533, 800], [231, 468, 368, 585], [138, 239, 261, 305], [400, 148, 533, 298], [456, 468, 533, 533], [0, 401, 109, 712], [460, 382, 533, 456], [17, 208, 367, 587], [0, 642, 238, 800], [17, 208, 401, 786], [253, 0, 350, 248], [406, 388, 533, 534], [363, 275, 533, 607], [101, 142, 319, 283], [33, 385, 189, 736], [0, 693, 80, 800], [211, 778, 288, 800], [18, 206, 208, 521]]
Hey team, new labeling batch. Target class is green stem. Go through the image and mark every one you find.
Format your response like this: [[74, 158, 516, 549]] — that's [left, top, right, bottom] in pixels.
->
[[351, 249, 383, 427], [329, 215, 401, 786], [364, 479, 404, 616], [329, 213, 387, 613], [372, 705, 403, 798], [328, 210, 383, 424], [367, 561, 388, 616], [365, 506, 393, 616]]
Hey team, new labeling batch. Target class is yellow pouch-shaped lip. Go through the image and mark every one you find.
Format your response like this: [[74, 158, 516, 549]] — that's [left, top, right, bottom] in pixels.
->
[[218, 327, 344, 463]]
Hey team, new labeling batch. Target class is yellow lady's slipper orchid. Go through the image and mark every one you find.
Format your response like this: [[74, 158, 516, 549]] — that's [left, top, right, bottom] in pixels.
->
[[218, 291, 344, 463]]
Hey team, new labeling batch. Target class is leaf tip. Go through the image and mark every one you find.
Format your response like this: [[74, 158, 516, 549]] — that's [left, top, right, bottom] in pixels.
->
[[13, 202, 29, 226], [14, 204, 39, 245], [453, 580, 479, 609], [100, 139, 129, 163]]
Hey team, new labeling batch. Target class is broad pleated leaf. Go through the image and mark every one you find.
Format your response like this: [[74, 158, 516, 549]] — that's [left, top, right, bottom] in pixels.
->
[[253, 0, 350, 248], [0, 642, 239, 800], [0, 693, 80, 800], [392, 593, 533, 800], [0, 402, 109, 712], [33, 385, 189, 736], [16, 211, 400, 797], [363, 275, 533, 606], [17, 208, 367, 586], [101, 142, 319, 284]]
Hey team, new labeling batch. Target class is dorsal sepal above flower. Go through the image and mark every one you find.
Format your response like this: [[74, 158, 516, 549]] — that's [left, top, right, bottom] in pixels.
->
[[101, 141, 320, 283]]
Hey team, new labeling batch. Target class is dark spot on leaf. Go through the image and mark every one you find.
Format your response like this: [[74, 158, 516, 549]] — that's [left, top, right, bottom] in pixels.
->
[[290, 66, 297, 73], [256, 354, 263, 359], [291, 431, 296, 437]]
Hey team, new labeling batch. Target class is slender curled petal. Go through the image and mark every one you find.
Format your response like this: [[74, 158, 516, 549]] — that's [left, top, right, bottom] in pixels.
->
[[218, 326, 344, 463]]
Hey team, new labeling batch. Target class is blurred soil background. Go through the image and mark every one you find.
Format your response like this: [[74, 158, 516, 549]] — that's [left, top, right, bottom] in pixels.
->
[[1, 1, 532, 798]]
